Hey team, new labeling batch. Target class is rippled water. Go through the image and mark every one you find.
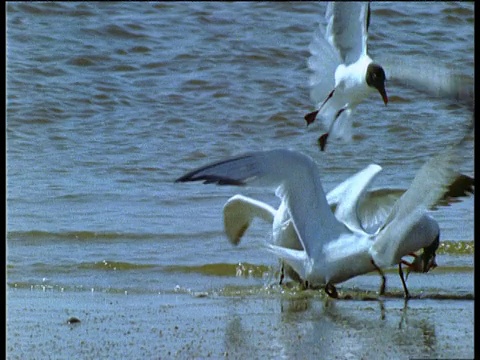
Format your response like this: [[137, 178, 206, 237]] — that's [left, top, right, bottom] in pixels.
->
[[6, 2, 474, 297]]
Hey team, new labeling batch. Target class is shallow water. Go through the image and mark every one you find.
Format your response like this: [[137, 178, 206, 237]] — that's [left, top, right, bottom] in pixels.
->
[[7, 0, 473, 295], [6, 2, 474, 358], [6, 5, 475, 357]]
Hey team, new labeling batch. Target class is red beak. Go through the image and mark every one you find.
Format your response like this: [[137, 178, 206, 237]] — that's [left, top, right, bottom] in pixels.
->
[[379, 88, 388, 105]]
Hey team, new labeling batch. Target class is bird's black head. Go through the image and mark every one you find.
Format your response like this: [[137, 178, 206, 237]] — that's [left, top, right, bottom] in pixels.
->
[[420, 233, 440, 273], [406, 232, 440, 280], [366, 63, 388, 105]]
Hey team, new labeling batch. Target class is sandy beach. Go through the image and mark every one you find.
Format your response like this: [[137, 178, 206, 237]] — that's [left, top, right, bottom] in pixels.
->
[[7, 2, 474, 360], [7, 284, 474, 360]]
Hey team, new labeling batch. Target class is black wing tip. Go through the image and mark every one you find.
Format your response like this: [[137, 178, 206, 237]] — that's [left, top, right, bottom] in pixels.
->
[[445, 174, 475, 198], [175, 174, 246, 186], [174, 153, 256, 186]]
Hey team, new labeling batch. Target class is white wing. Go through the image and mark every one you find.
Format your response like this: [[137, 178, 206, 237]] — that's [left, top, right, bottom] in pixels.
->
[[355, 173, 474, 232], [328, 167, 474, 235], [307, 2, 371, 138], [176, 149, 347, 258], [378, 54, 474, 107], [325, 2, 370, 65], [326, 163, 382, 233], [308, 25, 341, 107], [370, 118, 474, 268], [355, 188, 405, 233], [223, 194, 276, 245]]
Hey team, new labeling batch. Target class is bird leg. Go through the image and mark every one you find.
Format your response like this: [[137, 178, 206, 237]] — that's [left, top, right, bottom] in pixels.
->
[[305, 88, 335, 126], [398, 263, 411, 300], [318, 133, 329, 151], [318, 106, 347, 151], [325, 282, 338, 298], [400, 252, 420, 280], [279, 262, 285, 285], [371, 259, 386, 295]]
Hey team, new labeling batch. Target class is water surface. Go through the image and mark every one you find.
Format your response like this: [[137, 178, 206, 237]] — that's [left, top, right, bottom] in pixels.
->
[[7, 0, 473, 313]]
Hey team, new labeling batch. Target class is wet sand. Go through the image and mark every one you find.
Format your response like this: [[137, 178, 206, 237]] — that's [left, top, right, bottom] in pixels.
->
[[7, 286, 474, 359]]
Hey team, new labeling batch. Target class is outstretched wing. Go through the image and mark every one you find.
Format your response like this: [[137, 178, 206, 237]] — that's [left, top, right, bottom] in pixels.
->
[[176, 149, 347, 258], [308, 25, 341, 107], [326, 163, 382, 233], [325, 2, 370, 65], [356, 173, 474, 231], [223, 194, 276, 245], [370, 116, 474, 268], [308, 2, 370, 135], [379, 54, 474, 108]]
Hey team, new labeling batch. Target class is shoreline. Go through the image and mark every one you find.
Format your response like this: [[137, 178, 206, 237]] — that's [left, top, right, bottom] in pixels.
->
[[7, 286, 474, 359]]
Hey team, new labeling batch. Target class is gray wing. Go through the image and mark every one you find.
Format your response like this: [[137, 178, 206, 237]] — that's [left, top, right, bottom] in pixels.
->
[[176, 149, 347, 258], [370, 115, 474, 267], [325, 2, 370, 65], [355, 173, 474, 232], [379, 54, 474, 108], [326, 164, 382, 233]]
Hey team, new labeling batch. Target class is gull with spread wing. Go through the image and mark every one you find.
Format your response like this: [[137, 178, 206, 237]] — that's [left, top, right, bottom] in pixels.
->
[[305, 2, 388, 151], [221, 166, 472, 297], [305, 2, 474, 151], [175, 120, 472, 298]]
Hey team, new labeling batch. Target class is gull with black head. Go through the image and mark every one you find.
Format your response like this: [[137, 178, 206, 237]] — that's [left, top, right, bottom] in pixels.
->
[[175, 116, 472, 298], [305, 2, 388, 151]]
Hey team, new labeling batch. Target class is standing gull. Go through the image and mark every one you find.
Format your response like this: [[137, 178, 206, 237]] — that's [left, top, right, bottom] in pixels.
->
[[221, 166, 472, 297], [175, 117, 472, 297]]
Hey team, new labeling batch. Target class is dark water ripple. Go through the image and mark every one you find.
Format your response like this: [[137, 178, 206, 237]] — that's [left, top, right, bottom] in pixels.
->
[[6, 2, 474, 295]]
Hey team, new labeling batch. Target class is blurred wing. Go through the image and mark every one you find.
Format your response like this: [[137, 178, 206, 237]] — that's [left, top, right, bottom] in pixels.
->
[[308, 23, 341, 106], [370, 117, 474, 267], [346, 172, 474, 233], [379, 54, 474, 107], [176, 149, 347, 258], [325, 2, 370, 65], [437, 173, 474, 206]]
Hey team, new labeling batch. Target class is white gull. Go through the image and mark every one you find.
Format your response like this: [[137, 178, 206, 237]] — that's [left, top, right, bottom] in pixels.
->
[[175, 121, 472, 298], [305, 2, 388, 151]]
